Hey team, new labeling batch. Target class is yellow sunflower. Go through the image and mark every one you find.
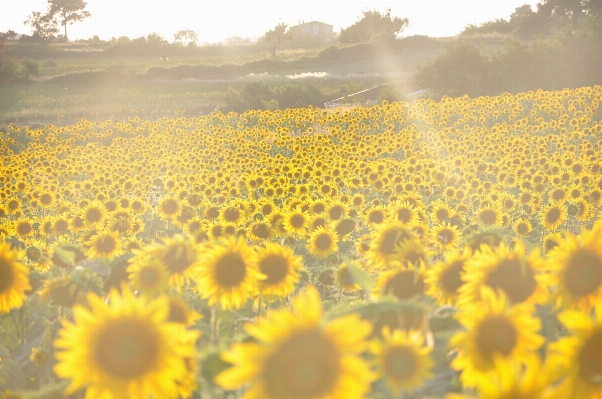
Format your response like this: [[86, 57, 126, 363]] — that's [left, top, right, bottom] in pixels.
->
[[53, 287, 200, 399], [194, 236, 264, 310], [366, 223, 416, 270], [130, 234, 200, 289], [457, 241, 550, 308], [514, 218, 532, 237], [547, 224, 602, 311], [85, 230, 122, 259], [425, 247, 472, 306], [373, 261, 426, 301], [371, 327, 433, 395], [547, 302, 602, 399], [306, 226, 339, 259], [541, 203, 566, 231], [254, 242, 303, 300], [0, 241, 31, 314], [430, 222, 460, 251], [337, 262, 362, 293], [450, 288, 544, 388], [127, 258, 170, 297], [216, 285, 374, 399]]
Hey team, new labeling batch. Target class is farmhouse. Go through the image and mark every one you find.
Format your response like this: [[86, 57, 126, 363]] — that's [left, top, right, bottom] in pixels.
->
[[293, 20, 335, 43]]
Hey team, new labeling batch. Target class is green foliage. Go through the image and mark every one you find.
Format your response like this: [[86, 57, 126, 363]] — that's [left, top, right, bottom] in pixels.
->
[[23, 11, 59, 43], [416, 14, 602, 98], [338, 9, 409, 44], [0, 57, 40, 85]]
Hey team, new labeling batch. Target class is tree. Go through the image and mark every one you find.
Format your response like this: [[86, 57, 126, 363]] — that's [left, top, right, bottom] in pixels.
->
[[538, 0, 602, 29], [338, 9, 409, 44], [48, 0, 91, 41], [262, 23, 293, 56], [23, 11, 59, 43], [174, 29, 198, 47]]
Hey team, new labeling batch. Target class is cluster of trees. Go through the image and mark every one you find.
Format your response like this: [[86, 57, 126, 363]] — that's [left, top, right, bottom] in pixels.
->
[[462, 0, 602, 38], [416, 12, 602, 98]]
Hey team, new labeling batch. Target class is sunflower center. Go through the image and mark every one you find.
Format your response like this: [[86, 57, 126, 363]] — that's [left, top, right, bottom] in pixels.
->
[[578, 330, 602, 384], [252, 223, 270, 239], [95, 319, 159, 379], [26, 246, 43, 262], [86, 208, 102, 223], [384, 271, 425, 300], [55, 219, 68, 232], [479, 210, 497, 225], [206, 207, 219, 219], [315, 233, 333, 251], [161, 245, 194, 274], [397, 208, 412, 223], [259, 255, 289, 285], [335, 219, 355, 237], [40, 193, 52, 205], [485, 258, 537, 304], [140, 266, 160, 287], [546, 208, 561, 224], [436, 208, 449, 221], [263, 330, 340, 398], [440, 260, 465, 294], [565, 250, 602, 297], [290, 214, 305, 229], [329, 206, 344, 220], [161, 199, 179, 215], [215, 253, 246, 288], [0, 259, 15, 293], [476, 315, 517, 361], [437, 228, 455, 244], [517, 222, 529, 235], [224, 208, 240, 222], [369, 211, 384, 224], [17, 222, 33, 236], [383, 346, 418, 382], [380, 230, 401, 255], [96, 236, 117, 255]]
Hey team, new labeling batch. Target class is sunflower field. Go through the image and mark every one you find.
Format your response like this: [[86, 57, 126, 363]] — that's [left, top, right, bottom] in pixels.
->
[[1, 85, 602, 399]]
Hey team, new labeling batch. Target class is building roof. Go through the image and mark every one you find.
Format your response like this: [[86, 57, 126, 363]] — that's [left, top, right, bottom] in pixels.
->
[[296, 21, 333, 28]]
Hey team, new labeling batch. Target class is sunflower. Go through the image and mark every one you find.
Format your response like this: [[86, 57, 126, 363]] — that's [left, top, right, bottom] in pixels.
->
[[547, 303, 602, 398], [85, 230, 122, 259], [366, 223, 415, 268], [194, 236, 264, 310], [53, 287, 200, 399], [370, 327, 433, 395], [130, 234, 199, 290], [364, 206, 389, 229], [547, 224, 602, 311], [391, 200, 417, 224], [425, 247, 472, 306], [166, 294, 202, 326], [127, 258, 170, 297], [430, 201, 453, 223], [542, 232, 563, 254], [14, 218, 34, 238], [373, 261, 426, 301], [283, 210, 308, 237], [475, 207, 503, 227], [514, 218, 532, 237], [216, 286, 374, 399], [82, 200, 107, 228], [333, 218, 356, 242], [457, 241, 550, 308], [541, 203, 566, 231], [158, 197, 181, 221], [254, 242, 303, 299], [0, 241, 31, 314], [306, 226, 339, 259], [430, 222, 460, 251], [24, 239, 51, 272], [450, 288, 544, 388]]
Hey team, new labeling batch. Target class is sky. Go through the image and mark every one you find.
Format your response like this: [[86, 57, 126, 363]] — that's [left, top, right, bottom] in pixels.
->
[[1, 0, 541, 43]]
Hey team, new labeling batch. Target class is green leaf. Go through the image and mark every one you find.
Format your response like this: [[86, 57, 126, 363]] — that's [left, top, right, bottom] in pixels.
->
[[344, 261, 373, 294], [53, 246, 76, 267]]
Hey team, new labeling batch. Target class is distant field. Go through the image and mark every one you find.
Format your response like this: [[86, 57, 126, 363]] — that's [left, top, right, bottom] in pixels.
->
[[1, 36, 506, 126]]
